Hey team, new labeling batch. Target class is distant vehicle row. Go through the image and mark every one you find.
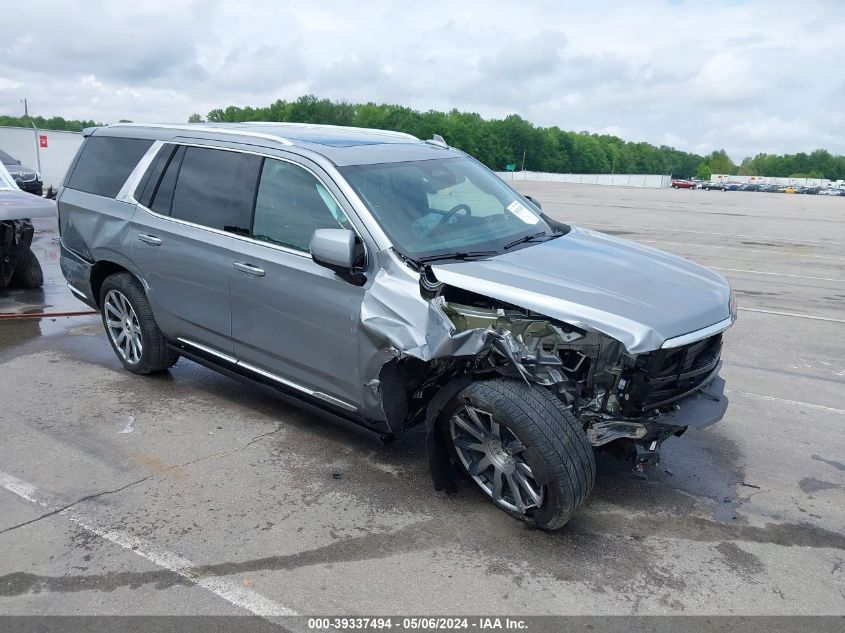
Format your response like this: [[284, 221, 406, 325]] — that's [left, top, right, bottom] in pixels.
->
[[671, 179, 845, 195]]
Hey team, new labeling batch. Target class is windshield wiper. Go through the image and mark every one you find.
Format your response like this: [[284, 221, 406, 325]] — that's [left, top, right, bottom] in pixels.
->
[[415, 250, 499, 264], [503, 231, 550, 250]]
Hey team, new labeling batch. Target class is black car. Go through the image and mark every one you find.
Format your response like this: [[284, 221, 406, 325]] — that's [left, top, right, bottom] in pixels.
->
[[0, 149, 43, 196], [700, 181, 725, 190]]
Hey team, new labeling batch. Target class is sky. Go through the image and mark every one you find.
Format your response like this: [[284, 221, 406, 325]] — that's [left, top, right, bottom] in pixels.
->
[[1, 0, 843, 162]]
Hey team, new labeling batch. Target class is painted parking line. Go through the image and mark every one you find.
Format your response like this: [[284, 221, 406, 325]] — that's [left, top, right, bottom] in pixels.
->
[[727, 390, 845, 415], [638, 239, 845, 261], [713, 268, 845, 283], [738, 307, 845, 324], [580, 222, 844, 246], [0, 470, 296, 617]]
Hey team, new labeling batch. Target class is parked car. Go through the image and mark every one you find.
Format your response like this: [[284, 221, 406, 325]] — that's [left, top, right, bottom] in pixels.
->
[[671, 179, 696, 189], [783, 186, 798, 194], [739, 183, 759, 192], [58, 123, 736, 530], [797, 186, 820, 195], [0, 163, 55, 290], [724, 183, 742, 191], [758, 184, 780, 193], [700, 181, 725, 191], [0, 148, 43, 197]]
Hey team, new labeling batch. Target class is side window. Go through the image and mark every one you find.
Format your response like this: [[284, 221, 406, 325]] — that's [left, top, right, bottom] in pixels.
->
[[252, 160, 351, 251], [135, 144, 175, 206], [168, 147, 262, 234], [66, 136, 153, 198], [149, 146, 185, 216]]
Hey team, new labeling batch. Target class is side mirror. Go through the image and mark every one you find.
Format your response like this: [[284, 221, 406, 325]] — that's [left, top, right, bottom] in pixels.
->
[[310, 228, 356, 275], [524, 195, 542, 210]]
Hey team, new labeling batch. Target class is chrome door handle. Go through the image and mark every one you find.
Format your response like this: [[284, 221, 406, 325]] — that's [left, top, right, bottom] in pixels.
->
[[233, 261, 266, 277], [137, 234, 162, 246]]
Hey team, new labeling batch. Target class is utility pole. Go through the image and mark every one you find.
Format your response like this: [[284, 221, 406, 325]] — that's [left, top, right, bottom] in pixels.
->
[[521, 148, 527, 172], [21, 98, 28, 118]]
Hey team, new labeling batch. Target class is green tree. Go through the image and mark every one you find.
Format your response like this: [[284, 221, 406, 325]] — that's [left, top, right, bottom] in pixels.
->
[[188, 113, 203, 123]]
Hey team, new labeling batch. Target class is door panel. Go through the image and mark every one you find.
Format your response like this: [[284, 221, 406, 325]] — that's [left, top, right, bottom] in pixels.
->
[[130, 208, 238, 354], [230, 157, 365, 408], [230, 242, 364, 407]]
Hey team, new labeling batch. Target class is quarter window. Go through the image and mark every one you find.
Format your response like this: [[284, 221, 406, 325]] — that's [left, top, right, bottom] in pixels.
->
[[66, 136, 153, 198], [252, 159, 351, 251], [168, 147, 262, 234]]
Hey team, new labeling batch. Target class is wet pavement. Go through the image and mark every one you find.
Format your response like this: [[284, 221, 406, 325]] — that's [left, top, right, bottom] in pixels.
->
[[0, 189, 843, 616]]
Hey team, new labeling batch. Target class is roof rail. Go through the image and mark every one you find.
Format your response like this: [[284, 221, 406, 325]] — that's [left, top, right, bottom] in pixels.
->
[[233, 121, 420, 142], [105, 122, 294, 146]]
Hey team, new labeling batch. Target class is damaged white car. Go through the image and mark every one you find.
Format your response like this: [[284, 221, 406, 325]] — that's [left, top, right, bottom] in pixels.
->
[[1, 162, 54, 290], [59, 123, 736, 529]]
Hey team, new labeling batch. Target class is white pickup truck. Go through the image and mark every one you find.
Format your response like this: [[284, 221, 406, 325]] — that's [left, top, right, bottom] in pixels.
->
[[0, 162, 56, 290]]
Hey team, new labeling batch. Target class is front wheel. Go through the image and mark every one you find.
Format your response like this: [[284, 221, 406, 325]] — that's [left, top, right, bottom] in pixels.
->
[[9, 244, 43, 289], [99, 272, 179, 374], [441, 378, 595, 530]]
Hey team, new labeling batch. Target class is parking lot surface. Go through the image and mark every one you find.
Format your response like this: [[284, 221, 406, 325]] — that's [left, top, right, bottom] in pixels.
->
[[1, 185, 843, 616]]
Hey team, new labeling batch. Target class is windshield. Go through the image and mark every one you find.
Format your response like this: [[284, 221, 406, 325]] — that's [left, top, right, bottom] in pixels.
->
[[340, 157, 556, 260], [0, 149, 18, 165]]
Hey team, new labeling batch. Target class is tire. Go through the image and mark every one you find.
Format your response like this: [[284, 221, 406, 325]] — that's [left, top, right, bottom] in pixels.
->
[[441, 378, 595, 530], [9, 245, 43, 289], [99, 272, 178, 374]]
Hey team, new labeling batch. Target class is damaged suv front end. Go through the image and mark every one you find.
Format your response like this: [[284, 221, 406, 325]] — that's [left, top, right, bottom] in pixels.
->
[[341, 150, 736, 527]]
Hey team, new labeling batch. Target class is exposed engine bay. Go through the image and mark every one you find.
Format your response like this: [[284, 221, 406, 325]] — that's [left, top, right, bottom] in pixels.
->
[[384, 267, 729, 473]]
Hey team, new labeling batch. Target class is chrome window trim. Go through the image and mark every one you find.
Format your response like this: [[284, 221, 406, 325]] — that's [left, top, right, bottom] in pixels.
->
[[177, 338, 357, 412], [660, 315, 735, 349], [116, 140, 164, 203], [131, 141, 369, 265]]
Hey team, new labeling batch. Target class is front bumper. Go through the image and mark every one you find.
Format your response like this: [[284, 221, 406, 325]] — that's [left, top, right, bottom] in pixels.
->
[[655, 374, 728, 430]]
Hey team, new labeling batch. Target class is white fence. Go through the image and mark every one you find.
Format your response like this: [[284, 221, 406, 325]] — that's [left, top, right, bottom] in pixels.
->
[[0, 126, 84, 190], [497, 171, 671, 189]]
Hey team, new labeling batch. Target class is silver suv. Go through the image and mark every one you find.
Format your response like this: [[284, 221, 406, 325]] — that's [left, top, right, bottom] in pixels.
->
[[59, 123, 735, 530]]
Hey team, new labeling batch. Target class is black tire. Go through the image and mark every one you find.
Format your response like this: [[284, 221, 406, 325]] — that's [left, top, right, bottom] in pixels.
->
[[99, 272, 178, 374], [440, 378, 595, 530], [9, 245, 43, 289]]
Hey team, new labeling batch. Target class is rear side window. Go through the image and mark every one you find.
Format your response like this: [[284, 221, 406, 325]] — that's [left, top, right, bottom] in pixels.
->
[[168, 147, 262, 234], [66, 136, 153, 197], [149, 146, 185, 216]]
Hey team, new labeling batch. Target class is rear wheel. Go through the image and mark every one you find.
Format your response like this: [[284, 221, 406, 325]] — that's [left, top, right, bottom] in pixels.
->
[[9, 245, 43, 289], [99, 272, 178, 374], [442, 378, 595, 530]]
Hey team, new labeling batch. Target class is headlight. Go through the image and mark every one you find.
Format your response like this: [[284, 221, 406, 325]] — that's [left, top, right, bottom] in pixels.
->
[[729, 287, 737, 320]]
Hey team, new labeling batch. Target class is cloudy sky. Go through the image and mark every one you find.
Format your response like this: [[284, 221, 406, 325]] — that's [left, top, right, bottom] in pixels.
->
[[1, 0, 842, 161]]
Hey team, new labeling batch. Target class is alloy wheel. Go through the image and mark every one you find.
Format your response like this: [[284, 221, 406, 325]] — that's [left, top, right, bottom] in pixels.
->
[[449, 403, 544, 514], [104, 289, 143, 364]]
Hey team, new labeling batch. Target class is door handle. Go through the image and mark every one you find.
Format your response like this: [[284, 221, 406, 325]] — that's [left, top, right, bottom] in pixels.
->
[[137, 234, 162, 246], [233, 261, 266, 277]]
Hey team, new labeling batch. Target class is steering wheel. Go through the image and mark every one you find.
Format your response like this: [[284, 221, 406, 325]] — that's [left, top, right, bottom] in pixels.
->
[[435, 203, 472, 228]]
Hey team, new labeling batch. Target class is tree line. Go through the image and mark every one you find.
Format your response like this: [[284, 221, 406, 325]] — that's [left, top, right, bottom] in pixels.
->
[[4, 96, 844, 180]]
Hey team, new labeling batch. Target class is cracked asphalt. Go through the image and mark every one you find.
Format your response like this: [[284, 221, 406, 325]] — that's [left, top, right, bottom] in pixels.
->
[[0, 185, 843, 616]]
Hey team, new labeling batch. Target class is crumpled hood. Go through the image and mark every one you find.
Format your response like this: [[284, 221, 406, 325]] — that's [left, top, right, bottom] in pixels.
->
[[0, 190, 57, 221], [430, 226, 731, 354]]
